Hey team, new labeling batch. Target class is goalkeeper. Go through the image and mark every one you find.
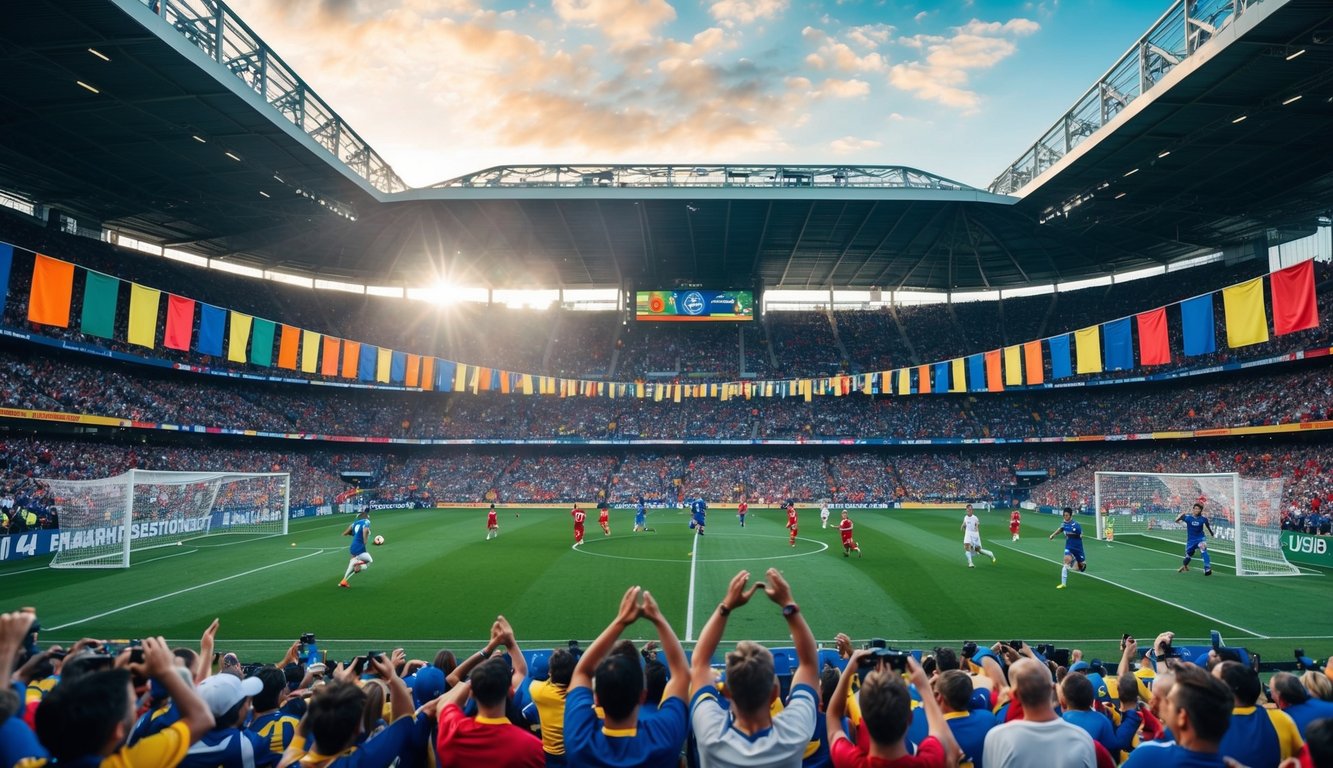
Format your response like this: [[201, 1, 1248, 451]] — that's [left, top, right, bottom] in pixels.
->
[[1175, 502, 1216, 576]]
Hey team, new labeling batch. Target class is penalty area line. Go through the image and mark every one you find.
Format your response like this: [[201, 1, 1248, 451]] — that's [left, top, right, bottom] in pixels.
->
[[993, 541, 1271, 639], [45, 549, 329, 632]]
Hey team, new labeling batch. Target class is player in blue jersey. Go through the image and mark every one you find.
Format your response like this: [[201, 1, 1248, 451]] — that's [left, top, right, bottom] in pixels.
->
[[338, 511, 372, 588], [634, 497, 648, 532], [688, 498, 707, 535], [1175, 502, 1217, 576], [1049, 507, 1087, 589]]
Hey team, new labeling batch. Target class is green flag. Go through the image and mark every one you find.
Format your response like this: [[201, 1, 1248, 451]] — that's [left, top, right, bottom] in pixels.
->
[[79, 271, 119, 339], [250, 318, 276, 367]]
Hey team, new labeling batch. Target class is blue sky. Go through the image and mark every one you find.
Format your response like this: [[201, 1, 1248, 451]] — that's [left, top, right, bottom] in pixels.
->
[[228, 0, 1174, 190]]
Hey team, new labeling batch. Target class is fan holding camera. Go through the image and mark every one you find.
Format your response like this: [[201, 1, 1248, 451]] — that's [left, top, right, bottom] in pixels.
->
[[825, 647, 961, 767]]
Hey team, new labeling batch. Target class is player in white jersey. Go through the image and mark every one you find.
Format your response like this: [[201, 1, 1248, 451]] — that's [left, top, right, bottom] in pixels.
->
[[961, 503, 996, 568], [820, 502, 830, 528]]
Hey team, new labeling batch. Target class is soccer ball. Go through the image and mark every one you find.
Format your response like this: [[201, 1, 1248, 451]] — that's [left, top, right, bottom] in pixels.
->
[[373, 535, 385, 546]]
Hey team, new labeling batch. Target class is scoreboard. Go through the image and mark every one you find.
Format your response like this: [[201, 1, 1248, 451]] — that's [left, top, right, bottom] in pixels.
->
[[635, 290, 755, 322]]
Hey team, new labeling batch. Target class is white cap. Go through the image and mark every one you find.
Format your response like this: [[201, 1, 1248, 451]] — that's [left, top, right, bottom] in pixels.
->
[[197, 673, 264, 717]]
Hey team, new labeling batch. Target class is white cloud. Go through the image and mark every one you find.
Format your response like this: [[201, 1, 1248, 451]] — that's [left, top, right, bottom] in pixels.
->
[[821, 78, 870, 98], [889, 17, 1038, 112], [845, 23, 894, 50], [830, 136, 882, 153], [551, 0, 677, 46], [802, 25, 887, 74], [708, 0, 787, 26]]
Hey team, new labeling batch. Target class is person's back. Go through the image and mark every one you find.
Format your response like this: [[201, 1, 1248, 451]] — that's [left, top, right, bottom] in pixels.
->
[[983, 659, 1096, 768], [1215, 662, 1302, 768], [529, 649, 575, 761]]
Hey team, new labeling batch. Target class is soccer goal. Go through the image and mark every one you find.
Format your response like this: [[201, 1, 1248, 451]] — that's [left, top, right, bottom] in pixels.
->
[[1093, 471, 1299, 576], [42, 470, 290, 569]]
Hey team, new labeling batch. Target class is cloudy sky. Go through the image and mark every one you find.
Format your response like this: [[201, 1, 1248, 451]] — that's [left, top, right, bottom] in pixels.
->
[[227, 0, 1172, 190]]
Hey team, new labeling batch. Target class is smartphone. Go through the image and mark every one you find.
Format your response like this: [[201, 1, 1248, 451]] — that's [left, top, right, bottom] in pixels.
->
[[1121, 634, 1131, 650]]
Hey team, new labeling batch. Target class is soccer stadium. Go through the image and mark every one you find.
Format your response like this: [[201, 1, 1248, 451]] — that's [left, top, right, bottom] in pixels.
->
[[2, 0, 1333, 766]]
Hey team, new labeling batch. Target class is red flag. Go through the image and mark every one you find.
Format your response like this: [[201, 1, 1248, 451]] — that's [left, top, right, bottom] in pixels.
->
[[1136, 307, 1170, 366], [163, 295, 195, 351], [1271, 260, 1318, 335]]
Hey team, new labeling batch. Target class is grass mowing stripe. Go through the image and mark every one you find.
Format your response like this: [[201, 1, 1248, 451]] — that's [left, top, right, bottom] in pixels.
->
[[45, 549, 330, 631], [990, 539, 1271, 639]]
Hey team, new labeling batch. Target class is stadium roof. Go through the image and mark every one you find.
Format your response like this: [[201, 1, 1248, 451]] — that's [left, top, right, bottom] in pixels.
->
[[0, 0, 1329, 292]]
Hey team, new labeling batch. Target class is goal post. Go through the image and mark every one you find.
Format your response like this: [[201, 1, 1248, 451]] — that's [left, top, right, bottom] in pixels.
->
[[43, 470, 290, 569], [1094, 471, 1299, 576]]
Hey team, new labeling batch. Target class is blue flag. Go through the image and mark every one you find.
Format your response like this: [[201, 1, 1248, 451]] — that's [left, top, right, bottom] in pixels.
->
[[967, 354, 985, 392], [1181, 295, 1217, 356], [1102, 317, 1133, 371], [197, 303, 225, 357], [1048, 335, 1072, 379]]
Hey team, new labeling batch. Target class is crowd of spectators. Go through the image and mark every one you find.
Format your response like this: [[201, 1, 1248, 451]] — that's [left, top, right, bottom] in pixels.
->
[[8, 345, 1333, 447], [5, 210, 1332, 387], [3, 589, 1332, 768]]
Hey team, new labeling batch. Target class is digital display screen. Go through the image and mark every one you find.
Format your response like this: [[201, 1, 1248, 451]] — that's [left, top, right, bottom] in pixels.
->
[[635, 290, 755, 322]]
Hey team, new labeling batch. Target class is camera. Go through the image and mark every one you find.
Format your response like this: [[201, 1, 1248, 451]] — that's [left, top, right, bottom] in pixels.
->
[[961, 641, 978, 659], [300, 633, 317, 645], [1121, 634, 1132, 650], [1009, 640, 1024, 651], [1157, 641, 1180, 660], [366, 650, 384, 663], [23, 618, 41, 658], [860, 648, 910, 672]]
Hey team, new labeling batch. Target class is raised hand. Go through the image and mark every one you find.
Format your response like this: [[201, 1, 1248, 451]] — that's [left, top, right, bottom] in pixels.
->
[[722, 571, 761, 610], [615, 586, 643, 626], [761, 568, 795, 606], [640, 590, 663, 624]]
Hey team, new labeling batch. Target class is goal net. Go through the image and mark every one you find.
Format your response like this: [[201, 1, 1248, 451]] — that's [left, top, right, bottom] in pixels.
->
[[42, 470, 290, 569], [1094, 471, 1299, 576]]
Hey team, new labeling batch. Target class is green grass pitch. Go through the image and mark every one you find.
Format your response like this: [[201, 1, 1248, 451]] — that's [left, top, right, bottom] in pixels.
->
[[5, 507, 1329, 665]]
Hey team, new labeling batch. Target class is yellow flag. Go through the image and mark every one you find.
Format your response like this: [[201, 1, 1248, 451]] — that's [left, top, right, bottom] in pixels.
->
[[301, 330, 321, 373], [228, 312, 252, 363], [454, 363, 468, 392], [127, 284, 160, 348], [1003, 345, 1023, 386], [376, 348, 392, 383], [1074, 326, 1102, 374], [1222, 277, 1270, 347], [897, 369, 911, 395], [950, 359, 966, 393]]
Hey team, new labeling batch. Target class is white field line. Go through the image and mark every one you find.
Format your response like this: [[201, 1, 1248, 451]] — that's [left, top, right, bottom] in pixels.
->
[[685, 528, 702, 642], [44, 549, 330, 631], [993, 541, 1271, 639]]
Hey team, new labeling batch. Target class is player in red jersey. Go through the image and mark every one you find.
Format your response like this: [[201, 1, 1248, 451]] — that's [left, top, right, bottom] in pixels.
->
[[486, 503, 499, 541], [571, 504, 587, 545], [786, 501, 799, 547], [838, 510, 862, 558], [1009, 509, 1022, 541], [598, 502, 611, 536], [737, 499, 748, 527]]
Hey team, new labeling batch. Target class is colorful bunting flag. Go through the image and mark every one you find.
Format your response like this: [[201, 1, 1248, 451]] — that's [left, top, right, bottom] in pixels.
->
[[79, 272, 118, 339], [1222, 278, 1269, 348], [227, 312, 252, 363], [28, 255, 74, 327], [1271, 260, 1318, 335], [164, 295, 195, 351], [198, 304, 225, 357], [1102, 318, 1133, 371], [1003, 345, 1022, 387], [1135, 308, 1170, 366], [984, 349, 1002, 392], [1074, 326, 1102, 374], [301, 330, 321, 374], [1048, 335, 1072, 379], [1181, 295, 1217, 356], [277, 325, 300, 370]]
